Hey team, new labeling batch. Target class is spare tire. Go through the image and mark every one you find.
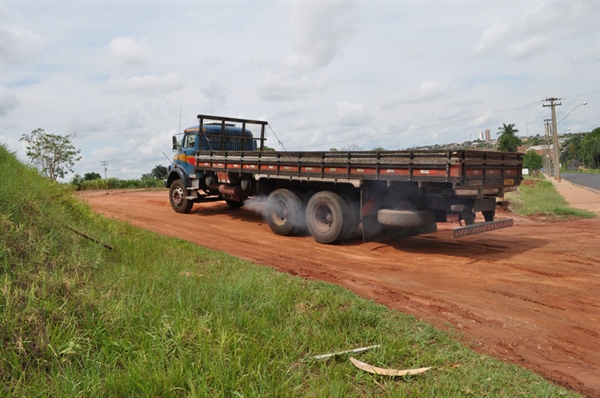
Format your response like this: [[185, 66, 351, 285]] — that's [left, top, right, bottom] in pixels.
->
[[377, 209, 435, 228]]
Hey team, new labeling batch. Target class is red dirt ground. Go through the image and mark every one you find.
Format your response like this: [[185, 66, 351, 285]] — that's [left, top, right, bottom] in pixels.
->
[[79, 189, 599, 397]]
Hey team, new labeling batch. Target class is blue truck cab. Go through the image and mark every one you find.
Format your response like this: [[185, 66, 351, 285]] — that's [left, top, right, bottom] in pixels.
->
[[171, 123, 257, 176], [165, 114, 268, 213]]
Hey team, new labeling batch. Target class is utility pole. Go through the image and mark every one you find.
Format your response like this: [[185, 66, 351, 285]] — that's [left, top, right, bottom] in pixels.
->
[[543, 98, 562, 182], [100, 161, 109, 180], [544, 119, 552, 175]]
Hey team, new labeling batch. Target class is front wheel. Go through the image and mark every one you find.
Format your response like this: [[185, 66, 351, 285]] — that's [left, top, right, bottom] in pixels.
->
[[169, 180, 194, 213]]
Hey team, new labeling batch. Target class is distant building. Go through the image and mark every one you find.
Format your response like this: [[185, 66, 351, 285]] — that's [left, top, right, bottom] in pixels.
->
[[485, 129, 491, 142], [478, 131, 484, 140]]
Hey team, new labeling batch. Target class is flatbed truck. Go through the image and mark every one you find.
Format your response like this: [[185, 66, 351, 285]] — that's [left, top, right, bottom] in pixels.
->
[[165, 114, 523, 243]]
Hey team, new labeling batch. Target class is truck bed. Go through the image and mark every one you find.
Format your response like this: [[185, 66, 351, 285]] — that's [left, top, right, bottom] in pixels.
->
[[193, 149, 523, 196]]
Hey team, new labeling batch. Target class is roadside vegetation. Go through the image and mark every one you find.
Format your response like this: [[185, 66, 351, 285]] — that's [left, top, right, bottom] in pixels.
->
[[0, 144, 581, 397], [506, 174, 596, 218], [70, 176, 164, 191], [560, 127, 600, 170], [70, 165, 167, 191]]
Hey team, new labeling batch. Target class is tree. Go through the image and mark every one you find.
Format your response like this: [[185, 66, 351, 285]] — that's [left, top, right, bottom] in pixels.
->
[[523, 150, 542, 178], [341, 144, 363, 151], [20, 128, 81, 181], [560, 134, 584, 170], [151, 165, 168, 179], [84, 172, 102, 181], [581, 127, 600, 169], [497, 123, 522, 152], [70, 173, 83, 187]]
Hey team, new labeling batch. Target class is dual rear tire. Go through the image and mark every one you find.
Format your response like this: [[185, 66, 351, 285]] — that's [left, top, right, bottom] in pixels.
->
[[266, 189, 358, 244], [305, 191, 358, 244], [266, 189, 306, 236]]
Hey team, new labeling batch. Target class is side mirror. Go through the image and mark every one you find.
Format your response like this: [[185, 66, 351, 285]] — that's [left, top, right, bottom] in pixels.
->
[[172, 136, 178, 151]]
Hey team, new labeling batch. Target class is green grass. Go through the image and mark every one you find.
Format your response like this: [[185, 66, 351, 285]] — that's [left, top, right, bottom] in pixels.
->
[[506, 174, 597, 218], [0, 144, 581, 397]]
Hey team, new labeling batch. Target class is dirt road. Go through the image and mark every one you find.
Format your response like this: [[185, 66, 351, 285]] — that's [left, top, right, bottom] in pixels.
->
[[80, 189, 599, 397]]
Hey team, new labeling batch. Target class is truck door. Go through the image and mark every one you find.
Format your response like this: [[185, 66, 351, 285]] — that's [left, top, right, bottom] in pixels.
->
[[176, 133, 198, 176]]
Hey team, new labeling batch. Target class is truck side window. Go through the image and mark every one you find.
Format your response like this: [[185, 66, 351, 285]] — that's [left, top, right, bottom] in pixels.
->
[[185, 134, 196, 149]]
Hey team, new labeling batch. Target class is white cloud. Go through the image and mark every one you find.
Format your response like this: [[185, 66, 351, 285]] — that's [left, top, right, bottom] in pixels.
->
[[337, 101, 371, 127], [474, 21, 510, 55], [139, 129, 175, 156], [286, 2, 357, 71], [199, 76, 231, 103], [67, 117, 109, 138], [255, 2, 356, 102], [88, 131, 173, 179], [257, 71, 327, 102], [414, 81, 448, 101], [0, 25, 47, 64], [108, 37, 151, 66], [0, 91, 21, 117], [573, 46, 599, 64], [474, 2, 597, 59], [518, 2, 597, 39], [507, 35, 547, 59], [384, 81, 451, 108], [107, 73, 183, 95], [247, 54, 266, 69], [470, 110, 495, 128]]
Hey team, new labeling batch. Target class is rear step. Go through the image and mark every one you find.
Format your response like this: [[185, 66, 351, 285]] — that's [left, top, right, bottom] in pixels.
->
[[452, 218, 514, 238]]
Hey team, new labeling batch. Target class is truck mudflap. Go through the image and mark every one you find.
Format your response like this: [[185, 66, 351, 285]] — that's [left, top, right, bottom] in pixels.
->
[[452, 218, 514, 238]]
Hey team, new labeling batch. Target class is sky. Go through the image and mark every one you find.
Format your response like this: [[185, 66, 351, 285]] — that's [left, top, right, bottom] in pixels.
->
[[1, 0, 598, 180]]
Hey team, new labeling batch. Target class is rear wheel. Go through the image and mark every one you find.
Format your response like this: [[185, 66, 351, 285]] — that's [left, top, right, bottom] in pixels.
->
[[306, 191, 350, 244], [169, 180, 193, 213], [266, 189, 305, 236]]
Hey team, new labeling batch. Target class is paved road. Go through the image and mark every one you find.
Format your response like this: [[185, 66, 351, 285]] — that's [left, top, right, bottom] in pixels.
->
[[561, 172, 600, 191]]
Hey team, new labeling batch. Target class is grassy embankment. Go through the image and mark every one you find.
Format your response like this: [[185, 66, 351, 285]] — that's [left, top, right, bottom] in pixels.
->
[[1, 144, 580, 397], [506, 174, 596, 218]]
